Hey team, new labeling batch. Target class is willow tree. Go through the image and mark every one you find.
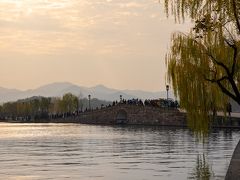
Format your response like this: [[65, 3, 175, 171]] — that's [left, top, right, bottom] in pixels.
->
[[60, 93, 79, 113], [164, 0, 240, 132]]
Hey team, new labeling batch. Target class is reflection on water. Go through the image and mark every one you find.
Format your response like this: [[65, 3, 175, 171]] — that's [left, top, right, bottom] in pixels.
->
[[0, 123, 239, 180], [189, 154, 214, 180]]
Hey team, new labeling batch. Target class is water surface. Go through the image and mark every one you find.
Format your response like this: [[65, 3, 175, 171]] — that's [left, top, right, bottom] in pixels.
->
[[0, 123, 239, 180]]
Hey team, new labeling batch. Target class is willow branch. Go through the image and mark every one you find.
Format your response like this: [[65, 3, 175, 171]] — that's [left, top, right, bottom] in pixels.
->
[[205, 75, 238, 102], [232, 45, 238, 76], [217, 80, 239, 104], [206, 51, 231, 76], [224, 38, 238, 76], [204, 76, 228, 83], [232, 0, 240, 33]]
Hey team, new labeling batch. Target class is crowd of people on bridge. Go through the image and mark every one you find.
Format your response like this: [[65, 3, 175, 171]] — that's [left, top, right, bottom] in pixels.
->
[[111, 98, 179, 108], [49, 98, 178, 119], [48, 98, 179, 120]]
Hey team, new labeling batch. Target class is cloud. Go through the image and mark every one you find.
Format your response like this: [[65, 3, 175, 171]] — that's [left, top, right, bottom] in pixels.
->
[[0, 0, 190, 56], [119, 2, 143, 8], [0, 0, 193, 91]]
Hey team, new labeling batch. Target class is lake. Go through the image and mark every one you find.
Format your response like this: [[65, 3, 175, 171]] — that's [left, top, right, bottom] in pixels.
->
[[0, 123, 239, 180]]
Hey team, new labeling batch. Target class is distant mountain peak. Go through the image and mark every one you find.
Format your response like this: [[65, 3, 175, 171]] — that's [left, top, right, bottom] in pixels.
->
[[38, 82, 75, 88], [0, 82, 174, 103], [90, 84, 118, 94], [94, 84, 107, 88], [92, 84, 111, 90]]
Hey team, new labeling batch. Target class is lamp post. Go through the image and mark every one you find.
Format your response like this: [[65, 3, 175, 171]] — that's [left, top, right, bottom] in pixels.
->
[[166, 85, 169, 107], [88, 94, 91, 110]]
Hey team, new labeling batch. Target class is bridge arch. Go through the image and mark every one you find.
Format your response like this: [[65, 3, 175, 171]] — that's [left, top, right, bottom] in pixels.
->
[[116, 109, 128, 124]]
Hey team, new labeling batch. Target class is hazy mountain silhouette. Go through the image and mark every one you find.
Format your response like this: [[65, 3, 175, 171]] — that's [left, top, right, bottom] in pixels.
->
[[1, 82, 239, 112], [0, 82, 174, 103]]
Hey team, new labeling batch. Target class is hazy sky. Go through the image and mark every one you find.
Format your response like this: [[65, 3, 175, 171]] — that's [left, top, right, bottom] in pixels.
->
[[0, 0, 191, 91]]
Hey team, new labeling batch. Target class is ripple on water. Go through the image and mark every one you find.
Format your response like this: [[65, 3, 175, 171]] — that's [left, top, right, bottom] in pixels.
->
[[0, 123, 239, 180]]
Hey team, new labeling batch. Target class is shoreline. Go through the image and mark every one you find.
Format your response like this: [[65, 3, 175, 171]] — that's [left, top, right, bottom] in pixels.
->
[[1, 120, 240, 130]]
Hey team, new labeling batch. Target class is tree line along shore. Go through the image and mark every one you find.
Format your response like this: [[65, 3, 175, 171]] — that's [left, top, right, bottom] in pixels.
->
[[0, 93, 179, 122]]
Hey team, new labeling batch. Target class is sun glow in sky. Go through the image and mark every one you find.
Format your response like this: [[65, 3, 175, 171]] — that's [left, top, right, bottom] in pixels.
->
[[0, 0, 191, 91]]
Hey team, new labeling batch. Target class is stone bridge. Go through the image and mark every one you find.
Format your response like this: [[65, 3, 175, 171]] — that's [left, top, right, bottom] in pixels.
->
[[53, 104, 187, 126], [48, 104, 240, 128]]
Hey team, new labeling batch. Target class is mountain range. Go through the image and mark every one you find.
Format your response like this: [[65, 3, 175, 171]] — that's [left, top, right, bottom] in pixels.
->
[[0, 82, 174, 103]]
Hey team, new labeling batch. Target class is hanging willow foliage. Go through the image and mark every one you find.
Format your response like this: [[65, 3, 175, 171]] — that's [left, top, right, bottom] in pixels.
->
[[164, 0, 240, 134]]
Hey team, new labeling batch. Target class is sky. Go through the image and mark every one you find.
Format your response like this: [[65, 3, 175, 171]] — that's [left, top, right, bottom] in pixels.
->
[[0, 0, 191, 92]]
